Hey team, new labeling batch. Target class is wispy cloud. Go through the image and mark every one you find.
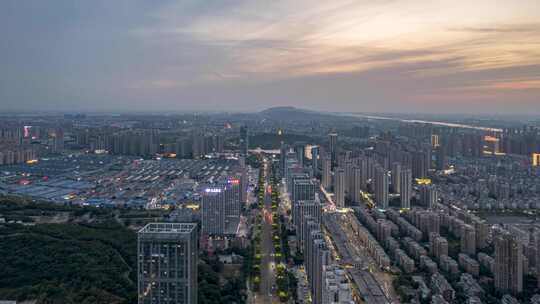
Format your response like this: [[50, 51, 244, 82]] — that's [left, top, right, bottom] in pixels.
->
[[132, 0, 540, 85], [1, 0, 539, 113], [449, 24, 540, 33]]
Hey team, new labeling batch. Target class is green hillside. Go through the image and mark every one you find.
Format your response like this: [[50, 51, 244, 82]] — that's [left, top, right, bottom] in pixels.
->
[[0, 221, 137, 304]]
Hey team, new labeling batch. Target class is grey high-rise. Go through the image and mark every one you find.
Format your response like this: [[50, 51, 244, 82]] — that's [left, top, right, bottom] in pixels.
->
[[292, 179, 316, 203], [293, 200, 322, 250], [322, 157, 332, 190], [294, 143, 305, 166], [334, 168, 345, 208], [328, 132, 338, 167], [280, 142, 289, 176], [391, 162, 401, 194], [351, 166, 362, 203], [494, 231, 523, 295], [412, 150, 428, 178], [138, 223, 198, 304], [421, 184, 438, 209], [374, 165, 389, 209], [311, 145, 320, 174], [400, 168, 412, 209]]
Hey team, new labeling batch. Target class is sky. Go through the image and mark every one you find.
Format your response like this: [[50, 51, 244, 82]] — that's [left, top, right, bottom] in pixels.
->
[[1, 0, 539, 114]]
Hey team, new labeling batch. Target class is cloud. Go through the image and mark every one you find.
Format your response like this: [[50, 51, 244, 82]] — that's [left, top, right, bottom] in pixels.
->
[[449, 24, 540, 33], [0, 0, 539, 114]]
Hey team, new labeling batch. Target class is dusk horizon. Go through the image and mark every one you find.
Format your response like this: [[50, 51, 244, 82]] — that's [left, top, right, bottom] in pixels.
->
[[1, 1, 539, 114]]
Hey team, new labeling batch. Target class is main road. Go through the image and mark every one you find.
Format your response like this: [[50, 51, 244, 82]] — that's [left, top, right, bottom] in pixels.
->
[[255, 159, 278, 304]]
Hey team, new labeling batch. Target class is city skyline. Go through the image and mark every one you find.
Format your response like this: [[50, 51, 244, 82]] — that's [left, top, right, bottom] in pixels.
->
[[0, 107, 539, 303], [1, 1, 539, 114]]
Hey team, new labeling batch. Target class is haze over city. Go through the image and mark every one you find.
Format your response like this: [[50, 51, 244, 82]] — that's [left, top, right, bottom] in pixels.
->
[[1, 0, 539, 114]]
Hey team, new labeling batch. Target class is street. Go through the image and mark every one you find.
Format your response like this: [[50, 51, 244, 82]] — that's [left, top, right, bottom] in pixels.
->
[[255, 160, 278, 304]]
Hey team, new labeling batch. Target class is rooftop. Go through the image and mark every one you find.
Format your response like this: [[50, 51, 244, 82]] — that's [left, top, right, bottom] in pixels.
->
[[139, 222, 197, 234]]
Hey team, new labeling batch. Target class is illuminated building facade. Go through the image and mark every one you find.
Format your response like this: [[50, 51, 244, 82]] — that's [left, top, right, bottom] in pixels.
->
[[201, 187, 225, 235], [138, 223, 198, 304], [201, 178, 241, 236], [533, 153, 540, 167]]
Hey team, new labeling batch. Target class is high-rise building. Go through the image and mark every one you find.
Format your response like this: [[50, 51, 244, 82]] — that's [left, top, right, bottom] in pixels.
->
[[436, 146, 448, 171], [192, 132, 205, 159], [306, 228, 323, 286], [322, 157, 332, 190], [280, 142, 290, 176], [461, 224, 476, 256], [415, 211, 440, 236], [351, 166, 362, 203], [224, 179, 241, 233], [289, 171, 310, 194], [421, 184, 438, 209], [294, 143, 305, 167], [328, 132, 338, 167], [201, 187, 225, 235], [494, 232, 523, 295], [377, 219, 393, 242], [431, 235, 449, 260], [400, 168, 412, 209], [284, 154, 301, 184], [311, 145, 320, 174], [138, 223, 198, 304], [53, 128, 64, 153], [334, 168, 345, 208], [212, 134, 224, 153], [535, 230, 540, 289], [292, 179, 316, 203], [238, 169, 248, 204], [359, 157, 368, 191], [344, 160, 354, 199], [474, 219, 489, 250], [412, 150, 429, 178], [391, 162, 401, 193], [201, 181, 241, 236], [303, 218, 320, 255], [175, 137, 192, 158], [307, 232, 331, 304], [239, 125, 249, 156], [374, 165, 389, 209], [293, 200, 322, 250]]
